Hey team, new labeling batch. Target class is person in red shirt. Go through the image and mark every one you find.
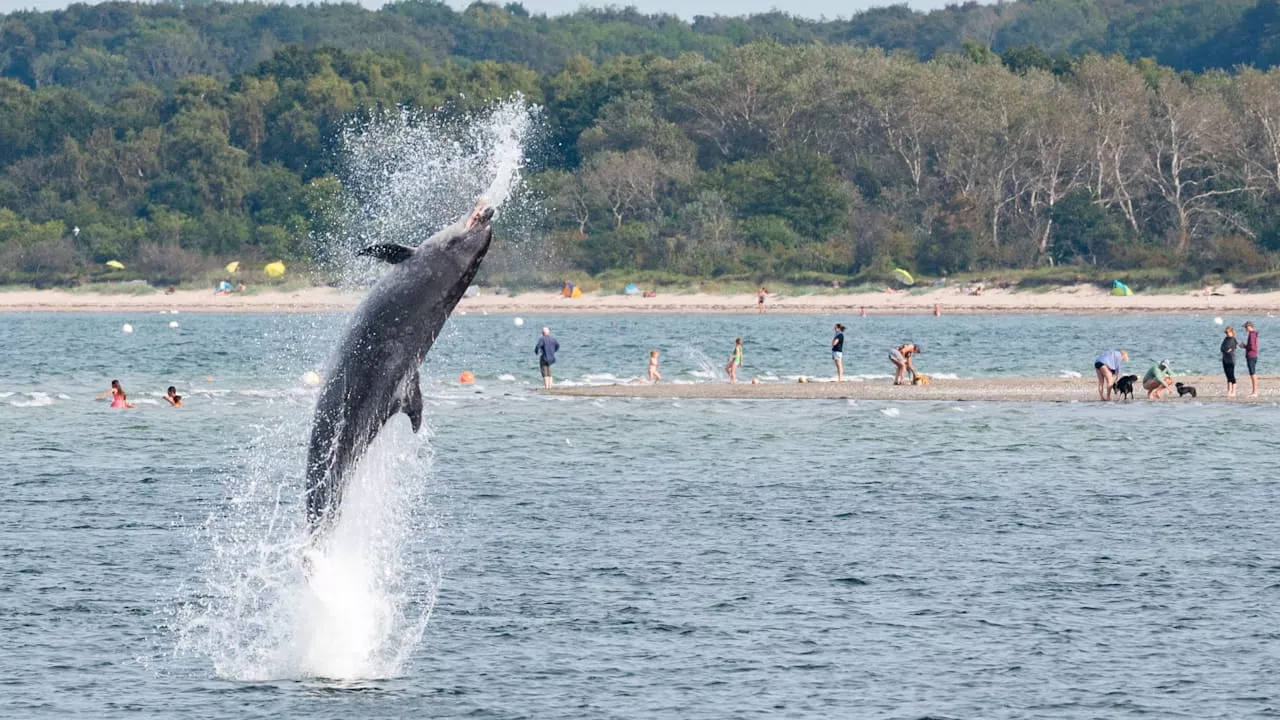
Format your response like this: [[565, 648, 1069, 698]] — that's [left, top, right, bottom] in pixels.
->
[[1243, 321, 1261, 398]]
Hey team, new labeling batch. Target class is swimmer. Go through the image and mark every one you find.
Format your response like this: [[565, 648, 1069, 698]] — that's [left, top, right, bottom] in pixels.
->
[[647, 350, 662, 383], [96, 380, 122, 402], [163, 386, 183, 407]]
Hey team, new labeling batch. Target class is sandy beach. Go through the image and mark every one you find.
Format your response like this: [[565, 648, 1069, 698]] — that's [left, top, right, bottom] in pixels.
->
[[2, 284, 1280, 314], [546, 375, 1279, 403]]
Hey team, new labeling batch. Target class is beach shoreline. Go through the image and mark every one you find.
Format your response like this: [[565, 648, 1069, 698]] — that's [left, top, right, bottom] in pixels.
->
[[1, 284, 1278, 315]]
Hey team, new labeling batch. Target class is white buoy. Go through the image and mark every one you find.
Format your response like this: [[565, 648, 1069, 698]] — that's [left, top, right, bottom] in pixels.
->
[[121, 323, 133, 334], [513, 317, 525, 327], [169, 321, 180, 329], [301, 371, 322, 386], [1214, 317, 1224, 325]]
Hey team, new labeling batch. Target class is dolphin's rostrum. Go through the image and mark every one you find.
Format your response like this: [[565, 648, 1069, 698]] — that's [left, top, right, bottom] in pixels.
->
[[305, 203, 494, 534]]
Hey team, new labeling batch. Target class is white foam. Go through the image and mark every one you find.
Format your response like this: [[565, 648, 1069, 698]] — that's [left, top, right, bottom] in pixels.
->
[[880, 407, 901, 417], [1059, 370, 1083, 379], [497, 374, 516, 382], [10, 392, 53, 407]]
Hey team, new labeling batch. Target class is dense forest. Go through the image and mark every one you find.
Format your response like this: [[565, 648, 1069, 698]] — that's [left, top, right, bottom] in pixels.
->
[[6, 0, 1280, 286]]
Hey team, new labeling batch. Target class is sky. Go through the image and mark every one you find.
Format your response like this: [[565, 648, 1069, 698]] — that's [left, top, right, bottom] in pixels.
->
[[0, 0, 966, 21]]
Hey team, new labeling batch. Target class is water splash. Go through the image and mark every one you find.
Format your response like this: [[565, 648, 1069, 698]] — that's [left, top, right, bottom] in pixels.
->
[[175, 95, 537, 681], [322, 96, 539, 285]]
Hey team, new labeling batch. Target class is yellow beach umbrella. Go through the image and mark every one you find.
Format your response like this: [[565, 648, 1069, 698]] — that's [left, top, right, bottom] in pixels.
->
[[263, 261, 286, 278], [892, 268, 915, 286], [105, 260, 125, 270], [225, 261, 240, 273]]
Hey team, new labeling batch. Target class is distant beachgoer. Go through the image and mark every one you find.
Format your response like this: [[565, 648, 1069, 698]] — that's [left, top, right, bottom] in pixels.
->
[[165, 285, 176, 295], [164, 386, 183, 407], [1221, 326, 1239, 398], [725, 338, 744, 383], [1244, 321, 1260, 397], [535, 327, 559, 389], [236, 282, 246, 293], [831, 324, 846, 382], [1143, 360, 1175, 400], [757, 287, 768, 314], [890, 343, 921, 385], [933, 303, 941, 317], [647, 350, 662, 383], [1094, 349, 1129, 401]]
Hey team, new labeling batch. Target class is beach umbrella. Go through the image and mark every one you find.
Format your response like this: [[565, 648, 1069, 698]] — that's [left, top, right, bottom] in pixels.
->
[[892, 268, 915, 286], [263, 261, 286, 278], [1111, 280, 1133, 296], [105, 260, 125, 270], [225, 261, 240, 273]]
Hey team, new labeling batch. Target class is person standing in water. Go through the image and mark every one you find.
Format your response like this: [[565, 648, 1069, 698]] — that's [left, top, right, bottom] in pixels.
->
[[647, 350, 662, 383], [96, 379, 134, 408], [535, 327, 559, 389], [1243, 321, 1260, 397], [831, 324, 846, 382], [1093, 349, 1129, 401], [163, 386, 183, 407], [725, 338, 744, 383], [96, 380, 122, 403], [1221, 326, 1239, 398]]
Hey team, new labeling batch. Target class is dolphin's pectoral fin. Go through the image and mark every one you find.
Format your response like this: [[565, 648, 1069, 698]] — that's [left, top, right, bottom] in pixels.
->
[[357, 243, 415, 264], [403, 371, 423, 432]]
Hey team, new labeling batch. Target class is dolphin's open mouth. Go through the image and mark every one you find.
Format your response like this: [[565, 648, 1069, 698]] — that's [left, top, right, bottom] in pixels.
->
[[466, 204, 495, 230]]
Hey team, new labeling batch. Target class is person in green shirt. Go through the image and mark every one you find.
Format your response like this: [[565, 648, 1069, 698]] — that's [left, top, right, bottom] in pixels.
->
[[1143, 360, 1175, 400]]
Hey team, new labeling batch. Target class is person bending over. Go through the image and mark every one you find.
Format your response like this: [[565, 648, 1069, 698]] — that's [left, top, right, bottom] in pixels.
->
[[1143, 360, 1175, 400]]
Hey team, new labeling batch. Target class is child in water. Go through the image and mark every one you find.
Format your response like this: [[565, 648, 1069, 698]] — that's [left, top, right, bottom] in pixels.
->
[[163, 386, 183, 407], [96, 379, 134, 408], [647, 350, 662, 383]]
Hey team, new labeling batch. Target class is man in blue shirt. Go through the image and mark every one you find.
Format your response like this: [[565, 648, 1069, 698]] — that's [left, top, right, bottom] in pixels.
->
[[1094, 348, 1128, 401], [535, 327, 559, 389]]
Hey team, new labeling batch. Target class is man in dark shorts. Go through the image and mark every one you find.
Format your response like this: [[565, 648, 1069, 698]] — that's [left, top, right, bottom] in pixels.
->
[[1244, 321, 1260, 397], [535, 326, 559, 389]]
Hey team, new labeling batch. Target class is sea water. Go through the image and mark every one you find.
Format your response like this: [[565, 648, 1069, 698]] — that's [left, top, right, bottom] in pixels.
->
[[1, 312, 1278, 717]]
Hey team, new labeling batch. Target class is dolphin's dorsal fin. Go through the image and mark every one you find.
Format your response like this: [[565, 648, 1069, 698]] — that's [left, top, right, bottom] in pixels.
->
[[357, 243, 415, 264], [403, 370, 423, 432]]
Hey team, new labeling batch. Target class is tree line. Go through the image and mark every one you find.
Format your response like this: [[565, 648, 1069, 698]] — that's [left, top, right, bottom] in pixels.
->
[[6, 1, 1280, 285]]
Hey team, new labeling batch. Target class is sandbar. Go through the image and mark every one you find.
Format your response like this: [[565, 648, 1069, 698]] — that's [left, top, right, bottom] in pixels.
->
[[546, 375, 1278, 403]]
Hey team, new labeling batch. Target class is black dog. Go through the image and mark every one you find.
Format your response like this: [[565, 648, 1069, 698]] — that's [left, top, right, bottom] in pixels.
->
[[1111, 374, 1139, 400], [1176, 382, 1197, 398]]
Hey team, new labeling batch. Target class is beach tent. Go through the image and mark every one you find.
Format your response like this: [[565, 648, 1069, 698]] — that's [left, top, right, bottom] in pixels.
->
[[105, 260, 125, 270], [892, 268, 915, 286], [225, 261, 240, 273], [562, 281, 575, 297], [571, 285, 582, 298], [264, 261, 286, 278], [623, 283, 641, 296], [1111, 280, 1133, 296]]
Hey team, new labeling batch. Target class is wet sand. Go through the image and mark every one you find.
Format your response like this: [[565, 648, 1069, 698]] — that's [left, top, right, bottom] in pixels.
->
[[546, 375, 1279, 403]]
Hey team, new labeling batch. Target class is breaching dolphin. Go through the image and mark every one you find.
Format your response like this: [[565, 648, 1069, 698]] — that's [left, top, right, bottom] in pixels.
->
[[305, 203, 494, 534]]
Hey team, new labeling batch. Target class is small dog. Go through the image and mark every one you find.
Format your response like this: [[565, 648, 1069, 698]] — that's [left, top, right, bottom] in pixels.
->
[[1176, 382, 1197, 398], [1111, 374, 1139, 400], [911, 373, 931, 386]]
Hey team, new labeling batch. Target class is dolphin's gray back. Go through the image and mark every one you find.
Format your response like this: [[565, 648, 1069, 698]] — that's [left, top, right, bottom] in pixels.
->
[[304, 234, 479, 533]]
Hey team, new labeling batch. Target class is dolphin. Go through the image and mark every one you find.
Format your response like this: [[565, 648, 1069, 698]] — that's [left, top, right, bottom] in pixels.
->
[[305, 202, 494, 534]]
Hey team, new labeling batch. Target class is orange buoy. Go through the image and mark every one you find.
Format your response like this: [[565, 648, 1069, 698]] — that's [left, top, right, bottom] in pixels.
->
[[459, 371, 476, 384]]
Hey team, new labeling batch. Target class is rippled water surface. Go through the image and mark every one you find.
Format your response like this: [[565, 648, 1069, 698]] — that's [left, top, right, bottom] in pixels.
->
[[2, 312, 1278, 718]]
